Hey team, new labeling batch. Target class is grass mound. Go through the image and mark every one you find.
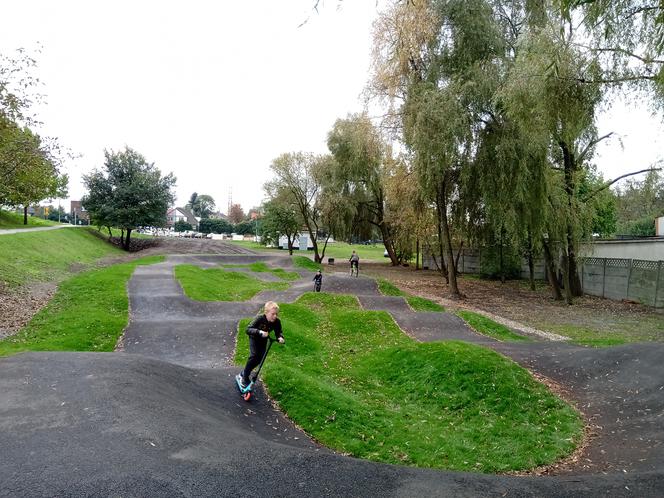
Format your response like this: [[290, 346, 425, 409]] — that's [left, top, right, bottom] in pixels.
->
[[0, 256, 164, 356], [377, 278, 444, 312], [235, 292, 582, 472], [221, 262, 300, 281], [292, 255, 321, 271], [175, 264, 290, 301], [0, 227, 124, 288], [456, 310, 532, 342], [0, 210, 60, 229]]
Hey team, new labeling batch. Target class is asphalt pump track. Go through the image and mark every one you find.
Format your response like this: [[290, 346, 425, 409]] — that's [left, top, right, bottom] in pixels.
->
[[1, 250, 663, 497]]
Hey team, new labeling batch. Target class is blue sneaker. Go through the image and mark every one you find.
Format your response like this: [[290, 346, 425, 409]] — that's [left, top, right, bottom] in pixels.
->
[[236, 373, 247, 390]]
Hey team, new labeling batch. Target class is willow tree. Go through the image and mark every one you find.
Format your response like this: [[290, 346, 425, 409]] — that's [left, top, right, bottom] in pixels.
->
[[327, 113, 408, 265]]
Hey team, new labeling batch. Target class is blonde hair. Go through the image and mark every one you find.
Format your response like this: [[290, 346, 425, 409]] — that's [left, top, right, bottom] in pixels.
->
[[264, 301, 279, 313]]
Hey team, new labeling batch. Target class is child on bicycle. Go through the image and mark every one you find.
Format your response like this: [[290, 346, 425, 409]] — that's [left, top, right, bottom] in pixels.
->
[[349, 250, 359, 277]]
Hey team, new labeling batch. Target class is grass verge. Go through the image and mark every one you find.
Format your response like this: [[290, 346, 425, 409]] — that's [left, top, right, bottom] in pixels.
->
[[0, 256, 164, 356], [377, 278, 444, 312], [235, 292, 581, 472], [175, 264, 290, 301], [0, 227, 124, 288], [456, 310, 532, 342], [537, 323, 629, 347]]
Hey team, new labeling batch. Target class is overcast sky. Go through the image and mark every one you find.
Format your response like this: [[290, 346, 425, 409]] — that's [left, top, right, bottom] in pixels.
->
[[1, 1, 662, 214]]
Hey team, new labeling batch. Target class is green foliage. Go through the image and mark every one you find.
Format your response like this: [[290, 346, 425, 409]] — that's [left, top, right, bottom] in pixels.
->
[[198, 217, 232, 234], [615, 169, 663, 236], [1, 50, 69, 214], [174, 265, 289, 301], [260, 198, 299, 249], [456, 311, 532, 342], [479, 243, 522, 280], [235, 292, 581, 472], [174, 220, 192, 232], [0, 256, 164, 356], [234, 220, 254, 235], [0, 227, 124, 288], [619, 216, 656, 236], [82, 146, 176, 250]]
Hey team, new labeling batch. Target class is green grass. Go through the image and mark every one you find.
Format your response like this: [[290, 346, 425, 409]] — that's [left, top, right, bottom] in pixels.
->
[[377, 278, 444, 312], [221, 262, 299, 281], [0, 227, 125, 288], [235, 293, 582, 473], [0, 256, 164, 356], [174, 264, 290, 301], [292, 255, 322, 271], [456, 311, 532, 342], [0, 209, 61, 228], [406, 296, 445, 312], [538, 323, 630, 347]]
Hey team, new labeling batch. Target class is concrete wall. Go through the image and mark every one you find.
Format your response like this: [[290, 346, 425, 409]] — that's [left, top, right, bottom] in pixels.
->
[[423, 247, 664, 308], [582, 257, 663, 308], [581, 239, 664, 261]]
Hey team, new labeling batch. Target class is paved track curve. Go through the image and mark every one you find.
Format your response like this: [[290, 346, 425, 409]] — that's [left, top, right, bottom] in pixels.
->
[[1, 249, 662, 497]]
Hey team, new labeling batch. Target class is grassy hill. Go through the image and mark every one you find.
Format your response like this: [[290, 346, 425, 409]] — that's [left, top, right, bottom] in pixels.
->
[[0, 210, 61, 229], [0, 227, 124, 288]]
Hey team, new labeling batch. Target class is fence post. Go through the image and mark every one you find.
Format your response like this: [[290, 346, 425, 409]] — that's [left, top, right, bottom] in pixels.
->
[[581, 258, 584, 293], [602, 258, 607, 298], [626, 259, 632, 301], [655, 261, 662, 308]]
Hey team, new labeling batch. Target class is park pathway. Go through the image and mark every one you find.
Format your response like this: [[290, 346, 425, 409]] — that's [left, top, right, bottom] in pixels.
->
[[0, 224, 77, 235]]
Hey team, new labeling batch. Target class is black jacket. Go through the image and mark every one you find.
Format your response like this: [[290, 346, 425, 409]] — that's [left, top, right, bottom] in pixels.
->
[[246, 314, 283, 341]]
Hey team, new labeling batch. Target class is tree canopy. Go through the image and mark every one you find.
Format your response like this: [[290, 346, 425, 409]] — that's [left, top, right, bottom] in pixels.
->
[[82, 147, 176, 250]]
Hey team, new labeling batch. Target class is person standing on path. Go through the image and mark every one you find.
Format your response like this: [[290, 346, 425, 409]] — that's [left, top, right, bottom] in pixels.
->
[[237, 301, 285, 389], [349, 250, 359, 277]]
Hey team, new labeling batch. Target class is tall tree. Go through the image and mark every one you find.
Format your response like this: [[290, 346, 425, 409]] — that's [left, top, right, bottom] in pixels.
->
[[228, 203, 245, 224], [82, 147, 176, 250], [327, 113, 405, 265], [260, 197, 300, 254], [1, 49, 69, 222], [268, 152, 328, 262], [195, 194, 215, 218]]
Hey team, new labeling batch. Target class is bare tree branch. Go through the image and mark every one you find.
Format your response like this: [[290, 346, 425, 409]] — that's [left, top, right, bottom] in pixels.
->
[[582, 168, 662, 201]]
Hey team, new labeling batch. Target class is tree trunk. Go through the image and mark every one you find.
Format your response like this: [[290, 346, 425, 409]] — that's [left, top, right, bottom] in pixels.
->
[[454, 241, 464, 276], [124, 228, 132, 251], [440, 183, 461, 298], [434, 188, 449, 283], [560, 140, 583, 299], [542, 238, 563, 300], [567, 227, 583, 296], [380, 223, 399, 266], [415, 238, 420, 271], [527, 232, 535, 291], [23, 205, 28, 225]]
